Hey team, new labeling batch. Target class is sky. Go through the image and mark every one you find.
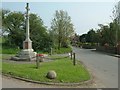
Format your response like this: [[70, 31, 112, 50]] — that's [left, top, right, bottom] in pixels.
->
[[2, 1, 118, 35]]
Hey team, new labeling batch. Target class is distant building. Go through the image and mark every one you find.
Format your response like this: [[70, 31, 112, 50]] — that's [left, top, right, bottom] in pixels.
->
[[71, 33, 79, 46]]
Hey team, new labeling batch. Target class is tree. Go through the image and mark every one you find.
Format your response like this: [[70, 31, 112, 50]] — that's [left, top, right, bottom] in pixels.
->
[[51, 10, 74, 49], [86, 29, 96, 43], [29, 13, 52, 51], [79, 2, 120, 47], [1, 9, 10, 36], [2, 10, 52, 52], [116, 1, 120, 44], [0, 9, 2, 28], [79, 34, 87, 43], [2, 11, 25, 48], [112, 1, 120, 45], [79, 29, 100, 44], [0, 9, 2, 36]]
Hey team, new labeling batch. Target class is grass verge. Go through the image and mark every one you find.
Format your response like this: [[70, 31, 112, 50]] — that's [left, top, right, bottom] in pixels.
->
[[1, 48, 20, 54], [2, 58, 90, 83]]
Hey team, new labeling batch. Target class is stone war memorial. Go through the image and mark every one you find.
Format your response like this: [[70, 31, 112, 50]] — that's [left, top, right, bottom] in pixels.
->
[[12, 3, 36, 61]]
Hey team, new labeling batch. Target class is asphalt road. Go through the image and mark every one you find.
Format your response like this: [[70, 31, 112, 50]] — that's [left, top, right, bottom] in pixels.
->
[[72, 47, 118, 88]]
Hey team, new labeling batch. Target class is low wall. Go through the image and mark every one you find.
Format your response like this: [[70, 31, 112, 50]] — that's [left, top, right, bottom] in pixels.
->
[[82, 45, 96, 49], [96, 46, 120, 55]]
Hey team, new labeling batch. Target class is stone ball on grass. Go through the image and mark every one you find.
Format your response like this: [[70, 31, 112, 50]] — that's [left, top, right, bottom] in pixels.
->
[[46, 70, 57, 79]]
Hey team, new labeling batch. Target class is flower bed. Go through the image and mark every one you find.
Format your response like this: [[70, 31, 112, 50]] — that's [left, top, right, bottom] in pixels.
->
[[36, 54, 44, 62]]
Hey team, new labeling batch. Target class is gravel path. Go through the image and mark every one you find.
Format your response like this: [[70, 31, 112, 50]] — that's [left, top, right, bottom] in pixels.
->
[[2, 54, 69, 64]]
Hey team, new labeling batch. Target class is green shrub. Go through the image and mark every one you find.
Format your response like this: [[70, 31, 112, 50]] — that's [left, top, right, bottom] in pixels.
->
[[54, 46, 72, 54], [82, 43, 96, 49]]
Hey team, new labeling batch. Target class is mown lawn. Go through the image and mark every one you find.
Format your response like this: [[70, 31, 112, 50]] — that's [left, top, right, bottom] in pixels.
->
[[1, 47, 20, 54], [2, 57, 90, 83]]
